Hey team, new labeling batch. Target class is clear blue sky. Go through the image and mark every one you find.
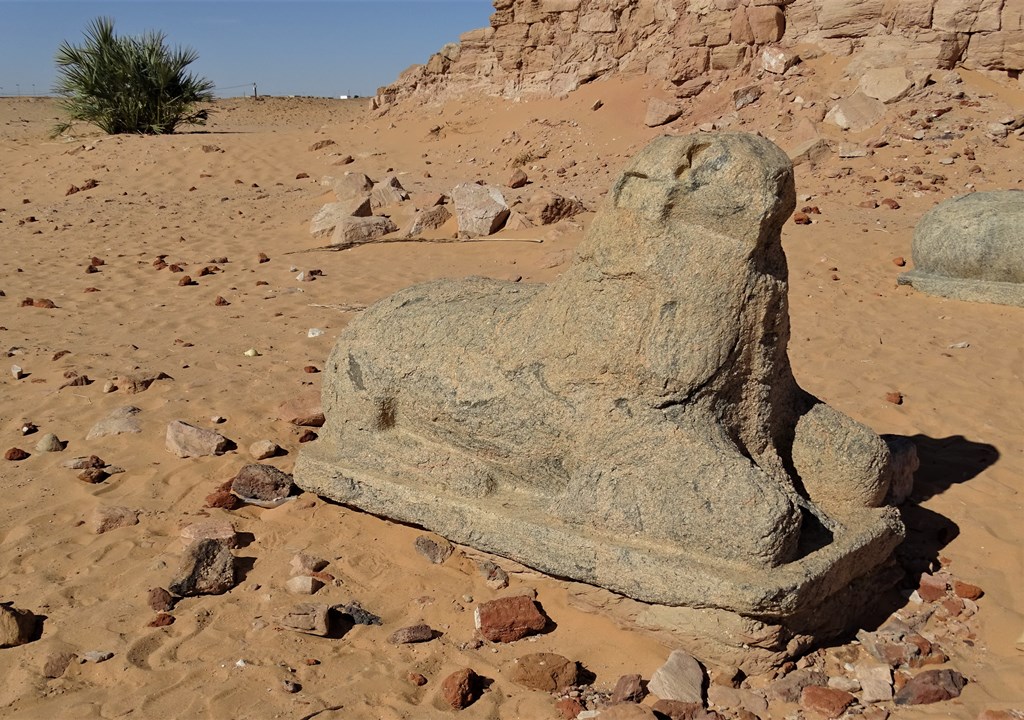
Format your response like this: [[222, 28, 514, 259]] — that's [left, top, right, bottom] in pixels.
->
[[0, 1, 493, 98]]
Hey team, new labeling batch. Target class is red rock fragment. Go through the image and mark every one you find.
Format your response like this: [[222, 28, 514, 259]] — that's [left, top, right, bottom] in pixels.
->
[[255, 280, 269, 286], [303, 365, 320, 374], [556, 698, 585, 719], [214, 296, 230, 306], [147, 587, 175, 612], [33, 298, 57, 308], [881, 198, 901, 209], [178, 275, 196, 287], [90, 256, 104, 266], [78, 468, 108, 483], [885, 391, 904, 405], [859, 199, 879, 209], [148, 613, 175, 627], [407, 672, 427, 686], [953, 580, 983, 600], [793, 211, 811, 225], [257, 252, 270, 263], [205, 481, 241, 510], [894, 669, 966, 705], [893, 256, 906, 267], [475, 595, 546, 643], [295, 172, 309, 179], [169, 264, 184, 273], [441, 668, 480, 710], [84, 287, 100, 293], [801, 205, 821, 214], [298, 429, 318, 443], [5, 448, 29, 461], [801, 686, 855, 718], [918, 573, 948, 602], [52, 350, 71, 361], [650, 700, 707, 720], [85, 264, 98, 274]]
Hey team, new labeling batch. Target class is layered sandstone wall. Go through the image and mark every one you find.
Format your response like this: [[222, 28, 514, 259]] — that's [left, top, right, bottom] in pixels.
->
[[375, 0, 1024, 107]]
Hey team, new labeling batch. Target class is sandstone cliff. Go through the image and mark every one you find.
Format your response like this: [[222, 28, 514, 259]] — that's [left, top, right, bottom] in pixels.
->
[[375, 0, 1024, 107]]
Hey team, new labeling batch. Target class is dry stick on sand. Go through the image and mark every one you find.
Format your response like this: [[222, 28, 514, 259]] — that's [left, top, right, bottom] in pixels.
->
[[286, 236, 545, 255], [309, 303, 367, 312]]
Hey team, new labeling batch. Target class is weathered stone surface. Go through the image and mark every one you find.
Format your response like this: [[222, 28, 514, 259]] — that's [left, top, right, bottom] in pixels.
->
[[181, 518, 237, 547], [278, 395, 325, 427], [649, 650, 705, 703], [441, 668, 480, 709], [249, 439, 280, 460], [801, 685, 855, 718], [90, 505, 139, 534], [329, 216, 399, 247], [231, 463, 294, 502], [508, 652, 578, 692], [87, 406, 142, 439], [475, 595, 546, 642], [860, 67, 914, 104], [165, 420, 231, 458], [826, 92, 887, 132], [600, 705, 659, 719], [0, 605, 35, 647], [295, 133, 905, 665], [645, 98, 683, 127], [521, 190, 583, 225], [414, 534, 453, 564], [789, 138, 831, 166], [34, 433, 63, 453], [405, 205, 452, 236], [894, 669, 967, 704], [762, 46, 798, 74], [310, 200, 372, 239], [286, 575, 324, 595], [856, 662, 894, 703], [168, 538, 236, 596], [651, 700, 707, 720], [42, 650, 77, 678], [899, 191, 1024, 307], [278, 603, 330, 636], [881, 434, 919, 505], [388, 623, 434, 644], [451, 183, 509, 237], [818, 0, 886, 37], [768, 669, 828, 703], [612, 673, 646, 703]]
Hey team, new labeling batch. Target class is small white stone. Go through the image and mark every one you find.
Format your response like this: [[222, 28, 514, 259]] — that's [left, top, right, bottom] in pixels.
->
[[243, 348, 260, 357], [286, 575, 324, 595], [307, 328, 324, 338], [11, 365, 24, 379]]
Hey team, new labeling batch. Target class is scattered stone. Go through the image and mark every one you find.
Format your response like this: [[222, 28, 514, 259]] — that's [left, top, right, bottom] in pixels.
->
[[148, 613, 175, 627], [309, 139, 336, 151], [168, 538, 236, 596], [441, 668, 480, 710], [881, 198, 900, 210], [290, 553, 329, 575], [860, 68, 914, 104], [508, 168, 529, 188], [408, 672, 428, 686], [826, 92, 886, 132], [387, 623, 434, 644], [556, 697, 585, 719], [42, 651, 77, 678], [278, 603, 330, 636], [115, 371, 171, 394], [650, 700, 706, 720], [77, 468, 108, 484], [148, 587, 175, 612], [733, 84, 762, 110], [34, 433, 63, 453], [257, 252, 270, 263], [451, 182, 509, 237], [243, 348, 260, 357], [762, 46, 798, 74], [180, 518, 237, 547], [64, 455, 103, 470], [0, 605, 35, 647], [286, 575, 324, 595], [339, 601, 382, 626], [370, 175, 409, 208], [246, 440, 280, 462], [600, 705, 659, 719], [768, 669, 828, 703], [165, 420, 231, 458], [801, 685, 855, 718], [177, 275, 196, 287], [90, 505, 139, 534], [918, 573, 948, 602], [21, 423, 38, 436], [478, 560, 509, 589], [281, 679, 301, 693], [894, 669, 967, 705], [4, 448, 29, 461], [649, 650, 705, 703], [406, 205, 452, 236], [277, 396, 324, 427], [414, 534, 453, 564], [793, 211, 812, 225], [231, 463, 294, 502], [11, 364, 24, 380], [475, 595, 546, 643], [707, 685, 768, 715], [612, 673, 646, 703], [80, 650, 113, 664], [87, 406, 142, 439], [645, 98, 683, 127], [885, 391, 904, 405]]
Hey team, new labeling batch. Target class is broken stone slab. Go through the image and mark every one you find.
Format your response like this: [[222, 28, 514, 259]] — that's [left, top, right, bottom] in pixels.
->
[[508, 652, 578, 692], [645, 98, 683, 127], [165, 420, 231, 458], [168, 538, 236, 596], [0, 604, 36, 647], [230, 463, 294, 503], [278, 603, 330, 636], [405, 205, 452, 236], [475, 595, 547, 642], [788, 138, 831, 167], [649, 650, 706, 703], [762, 46, 799, 75], [733, 84, 763, 110], [180, 518, 237, 547], [295, 133, 905, 668], [898, 191, 1024, 307], [370, 175, 409, 209], [522, 190, 584, 226], [115, 370, 172, 394], [310, 200, 372, 239], [277, 395, 325, 427], [451, 182, 509, 237], [86, 406, 142, 440], [330, 216, 399, 248], [894, 668, 966, 705], [859, 67, 914, 104], [414, 534, 453, 564], [90, 505, 139, 534], [826, 92, 886, 132]]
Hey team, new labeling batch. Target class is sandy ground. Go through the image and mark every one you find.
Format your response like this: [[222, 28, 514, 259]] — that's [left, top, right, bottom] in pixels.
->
[[0, 60, 1022, 719]]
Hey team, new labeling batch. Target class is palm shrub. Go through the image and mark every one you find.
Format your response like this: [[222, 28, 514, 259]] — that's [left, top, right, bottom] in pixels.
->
[[53, 17, 214, 135]]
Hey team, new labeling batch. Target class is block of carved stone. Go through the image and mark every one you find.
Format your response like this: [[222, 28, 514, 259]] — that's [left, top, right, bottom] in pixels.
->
[[899, 191, 1024, 307], [295, 133, 905, 666]]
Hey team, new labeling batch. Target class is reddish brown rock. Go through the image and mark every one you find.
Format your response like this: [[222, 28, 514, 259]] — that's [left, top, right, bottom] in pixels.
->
[[0, 605, 36, 647], [78, 468, 108, 483], [768, 669, 828, 703], [601, 704, 659, 719], [612, 673, 646, 703], [408, 672, 428, 686], [881, 198, 901, 209], [205, 485, 241, 510], [555, 697, 584, 719], [801, 686, 855, 718], [277, 396, 325, 427], [303, 365, 320, 374], [42, 651, 77, 678], [214, 296, 230, 306], [793, 211, 811, 225], [257, 252, 270, 263], [89, 505, 139, 534], [894, 669, 967, 705], [148, 587, 175, 612], [441, 668, 479, 710], [918, 573, 948, 602], [231, 463, 294, 502], [5, 447, 29, 461], [953, 579, 984, 600], [474, 595, 546, 643], [148, 613, 175, 627], [32, 298, 57, 308], [508, 652, 578, 692], [177, 275, 196, 287], [508, 168, 528, 189], [298, 429, 318, 443], [885, 391, 904, 405], [893, 256, 906, 267]]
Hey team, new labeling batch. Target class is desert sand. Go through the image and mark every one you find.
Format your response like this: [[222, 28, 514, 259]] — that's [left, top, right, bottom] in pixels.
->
[[0, 57, 1022, 719]]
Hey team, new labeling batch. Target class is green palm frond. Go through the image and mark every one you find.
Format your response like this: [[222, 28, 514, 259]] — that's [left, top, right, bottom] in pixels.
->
[[53, 17, 214, 136]]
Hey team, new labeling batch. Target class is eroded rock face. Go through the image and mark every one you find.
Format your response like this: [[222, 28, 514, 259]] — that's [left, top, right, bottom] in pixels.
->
[[296, 133, 905, 665], [899, 191, 1024, 307]]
